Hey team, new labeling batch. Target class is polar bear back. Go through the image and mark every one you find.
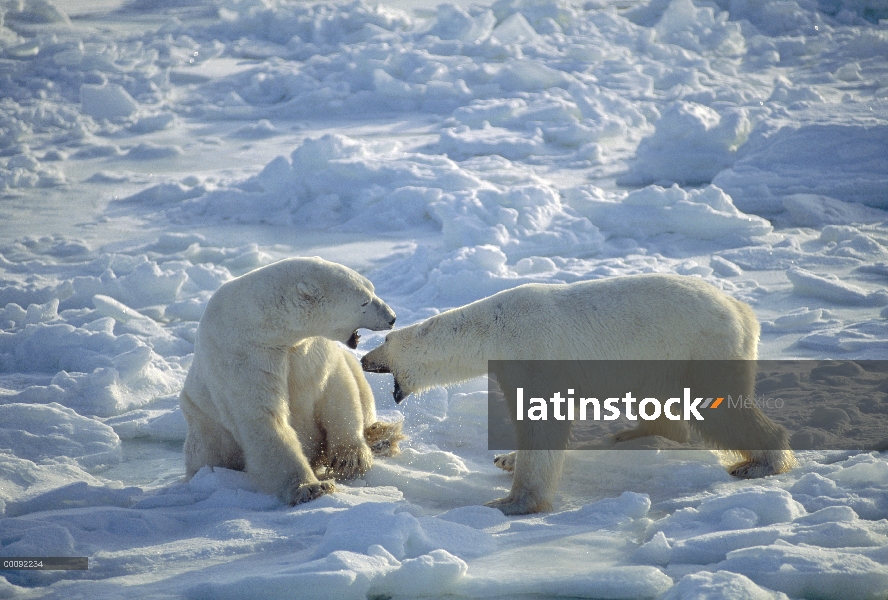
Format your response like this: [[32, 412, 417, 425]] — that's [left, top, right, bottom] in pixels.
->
[[515, 274, 758, 361], [418, 273, 757, 362]]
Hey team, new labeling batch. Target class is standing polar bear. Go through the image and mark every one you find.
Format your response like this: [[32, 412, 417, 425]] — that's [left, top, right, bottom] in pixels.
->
[[181, 257, 402, 506], [362, 273, 796, 515]]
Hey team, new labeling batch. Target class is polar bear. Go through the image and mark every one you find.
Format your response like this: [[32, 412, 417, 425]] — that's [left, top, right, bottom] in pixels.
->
[[362, 273, 796, 515], [180, 257, 402, 506]]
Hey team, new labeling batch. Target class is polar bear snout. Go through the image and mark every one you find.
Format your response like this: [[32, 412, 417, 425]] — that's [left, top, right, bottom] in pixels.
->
[[360, 350, 389, 374], [362, 299, 396, 332], [361, 347, 410, 404]]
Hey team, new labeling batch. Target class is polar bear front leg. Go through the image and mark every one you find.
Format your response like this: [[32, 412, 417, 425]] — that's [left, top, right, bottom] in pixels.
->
[[316, 383, 374, 480], [485, 450, 565, 515], [236, 406, 334, 505]]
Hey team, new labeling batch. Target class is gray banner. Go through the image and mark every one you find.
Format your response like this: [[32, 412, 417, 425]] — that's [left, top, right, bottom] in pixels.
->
[[488, 361, 888, 451], [0, 557, 88, 570]]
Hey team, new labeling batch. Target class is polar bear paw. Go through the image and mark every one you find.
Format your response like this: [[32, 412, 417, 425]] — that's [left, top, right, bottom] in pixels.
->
[[493, 452, 516, 472], [728, 449, 796, 479], [365, 421, 406, 457], [613, 428, 649, 443], [485, 494, 551, 515], [326, 444, 373, 479], [728, 460, 776, 479], [287, 479, 335, 506]]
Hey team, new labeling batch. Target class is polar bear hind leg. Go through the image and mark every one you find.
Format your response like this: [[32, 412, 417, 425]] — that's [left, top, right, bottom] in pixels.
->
[[686, 318, 796, 478], [485, 450, 566, 515], [613, 418, 690, 445], [181, 390, 245, 477]]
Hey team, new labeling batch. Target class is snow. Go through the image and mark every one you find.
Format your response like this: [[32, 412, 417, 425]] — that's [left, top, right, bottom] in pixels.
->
[[1, 0, 888, 597]]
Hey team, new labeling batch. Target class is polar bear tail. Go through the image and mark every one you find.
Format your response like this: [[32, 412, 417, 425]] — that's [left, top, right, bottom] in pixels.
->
[[365, 421, 406, 457]]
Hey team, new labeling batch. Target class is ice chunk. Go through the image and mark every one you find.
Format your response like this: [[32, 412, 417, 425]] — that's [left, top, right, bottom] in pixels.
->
[[714, 124, 888, 215], [0, 403, 120, 468], [671, 526, 782, 564], [620, 103, 750, 186], [571, 184, 771, 242], [632, 530, 673, 565], [723, 541, 888, 600], [547, 491, 651, 526], [314, 501, 494, 560], [786, 267, 888, 306], [187, 550, 395, 600], [123, 143, 183, 160], [771, 308, 823, 329], [425, 4, 495, 44], [92, 294, 150, 324], [662, 570, 789, 600], [372, 549, 467, 598], [782, 194, 888, 227], [710, 255, 742, 277], [0, 523, 75, 557], [828, 460, 888, 488], [436, 123, 545, 160], [654, 0, 745, 56], [80, 84, 139, 119]]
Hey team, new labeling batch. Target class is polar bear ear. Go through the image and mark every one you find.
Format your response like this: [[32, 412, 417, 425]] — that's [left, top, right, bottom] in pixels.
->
[[297, 282, 315, 298]]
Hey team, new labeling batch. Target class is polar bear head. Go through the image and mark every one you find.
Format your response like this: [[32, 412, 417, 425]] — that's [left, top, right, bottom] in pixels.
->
[[210, 257, 396, 348], [361, 310, 483, 403], [360, 323, 423, 403]]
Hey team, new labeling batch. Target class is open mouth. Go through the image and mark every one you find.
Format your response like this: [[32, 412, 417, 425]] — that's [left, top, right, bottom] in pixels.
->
[[393, 379, 406, 404], [346, 330, 360, 349]]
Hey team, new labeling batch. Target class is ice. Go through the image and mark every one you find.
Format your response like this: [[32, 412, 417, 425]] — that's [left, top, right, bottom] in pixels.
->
[[770, 308, 823, 330], [570, 184, 771, 242], [0, 403, 120, 468], [828, 459, 888, 488], [710, 255, 743, 277], [436, 122, 546, 160], [372, 548, 467, 598], [632, 530, 673, 566], [548, 490, 651, 526], [2, 0, 888, 596], [714, 124, 888, 215], [787, 267, 888, 306], [781, 194, 888, 227], [654, 0, 745, 55], [722, 541, 888, 600], [621, 102, 751, 186], [79, 83, 140, 120], [661, 570, 789, 600]]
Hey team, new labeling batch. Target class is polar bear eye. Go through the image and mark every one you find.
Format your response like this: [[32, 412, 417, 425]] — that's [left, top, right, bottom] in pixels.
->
[[361, 300, 370, 307]]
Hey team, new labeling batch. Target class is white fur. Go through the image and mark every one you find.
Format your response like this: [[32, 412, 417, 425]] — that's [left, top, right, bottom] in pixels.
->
[[181, 257, 398, 506], [362, 273, 795, 515]]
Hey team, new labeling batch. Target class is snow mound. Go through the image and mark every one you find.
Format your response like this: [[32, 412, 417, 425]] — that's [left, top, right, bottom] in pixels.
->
[[620, 102, 750, 186], [0, 402, 120, 468], [570, 184, 771, 242], [714, 124, 888, 215]]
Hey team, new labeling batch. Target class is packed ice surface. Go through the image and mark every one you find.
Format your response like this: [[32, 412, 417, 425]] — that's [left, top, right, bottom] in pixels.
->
[[1, 0, 888, 597]]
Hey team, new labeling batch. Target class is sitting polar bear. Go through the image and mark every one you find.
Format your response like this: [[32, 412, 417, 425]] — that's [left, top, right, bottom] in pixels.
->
[[181, 257, 403, 506], [362, 273, 796, 515]]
